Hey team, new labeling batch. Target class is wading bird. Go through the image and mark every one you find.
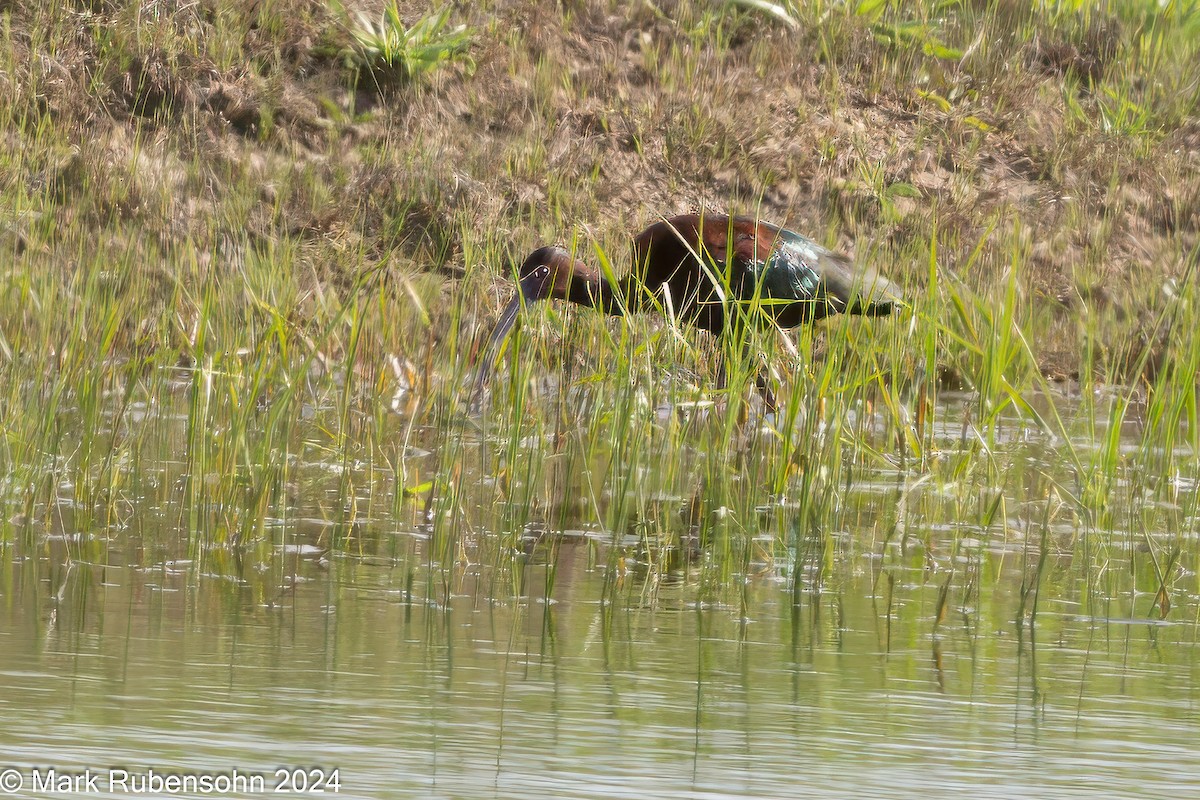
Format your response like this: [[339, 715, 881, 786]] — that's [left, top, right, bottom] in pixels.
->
[[473, 213, 904, 408]]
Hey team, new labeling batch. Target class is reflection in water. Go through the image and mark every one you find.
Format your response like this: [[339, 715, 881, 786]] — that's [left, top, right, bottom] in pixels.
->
[[3, 532, 1199, 800], [2, 387, 1199, 798]]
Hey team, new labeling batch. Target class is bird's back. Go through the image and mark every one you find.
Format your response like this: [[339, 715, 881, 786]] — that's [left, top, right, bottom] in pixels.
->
[[629, 214, 902, 333]]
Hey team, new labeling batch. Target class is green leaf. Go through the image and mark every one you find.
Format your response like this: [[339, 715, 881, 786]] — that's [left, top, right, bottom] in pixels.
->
[[916, 89, 952, 112], [885, 182, 922, 199], [404, 480, 434, 496], [855, 0, 889, 21], [924, 42, 963, 60]]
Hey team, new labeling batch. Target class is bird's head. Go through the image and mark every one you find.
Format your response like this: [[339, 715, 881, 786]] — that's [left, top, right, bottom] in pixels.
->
[[512, 245, 584, 304], [486, 246, 586, 344], [469, 246, 588, 406]]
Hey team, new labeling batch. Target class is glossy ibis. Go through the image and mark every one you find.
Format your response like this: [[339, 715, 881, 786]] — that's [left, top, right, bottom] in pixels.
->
[[473, 213, 904, 407]]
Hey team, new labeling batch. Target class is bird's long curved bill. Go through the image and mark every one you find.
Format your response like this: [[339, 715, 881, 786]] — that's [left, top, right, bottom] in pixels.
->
[[468, 274, 543, 410]]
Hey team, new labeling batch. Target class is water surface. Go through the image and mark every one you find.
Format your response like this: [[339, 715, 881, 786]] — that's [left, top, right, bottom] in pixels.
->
[[2, 391, 1199, 799]]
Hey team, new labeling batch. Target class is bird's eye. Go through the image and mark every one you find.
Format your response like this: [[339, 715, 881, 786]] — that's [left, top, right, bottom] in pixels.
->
[[537, 267, 549, 277]]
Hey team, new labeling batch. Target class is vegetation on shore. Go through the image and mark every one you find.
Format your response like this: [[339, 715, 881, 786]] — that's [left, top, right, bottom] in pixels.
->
[[1, 1, 1198, 621]]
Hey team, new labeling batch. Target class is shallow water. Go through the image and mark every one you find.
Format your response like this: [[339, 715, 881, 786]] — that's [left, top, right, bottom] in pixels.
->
[[4, 544, 1199, 798], [2, 389, 1199, 799]]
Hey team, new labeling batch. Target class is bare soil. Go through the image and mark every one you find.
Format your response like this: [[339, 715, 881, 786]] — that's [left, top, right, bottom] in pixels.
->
[[4, 1, 1198, 381]]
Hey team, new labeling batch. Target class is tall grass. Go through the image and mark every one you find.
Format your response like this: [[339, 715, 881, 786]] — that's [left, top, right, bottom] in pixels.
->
[[0, 1, 1196, 636]]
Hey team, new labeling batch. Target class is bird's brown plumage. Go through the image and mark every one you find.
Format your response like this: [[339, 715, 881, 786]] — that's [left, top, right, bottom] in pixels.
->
[[471, 213, 904, 407]]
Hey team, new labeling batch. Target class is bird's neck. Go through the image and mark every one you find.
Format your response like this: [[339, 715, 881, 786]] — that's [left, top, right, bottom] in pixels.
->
[[565, 267, 629, 316]]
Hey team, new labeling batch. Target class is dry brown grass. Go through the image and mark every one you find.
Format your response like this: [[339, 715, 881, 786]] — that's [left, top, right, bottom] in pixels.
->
[[2, 0, 1198, 381]]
